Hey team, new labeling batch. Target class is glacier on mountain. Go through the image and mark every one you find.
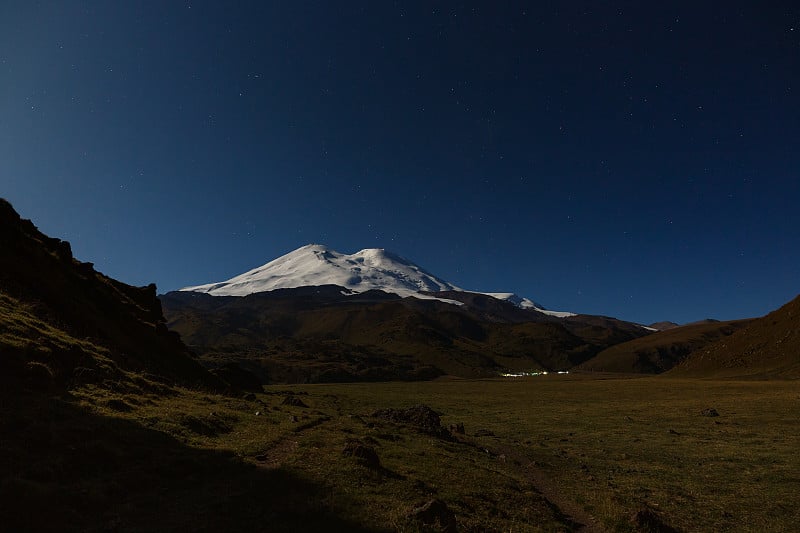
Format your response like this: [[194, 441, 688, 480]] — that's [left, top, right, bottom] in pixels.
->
[[180, 244, 575, 317]]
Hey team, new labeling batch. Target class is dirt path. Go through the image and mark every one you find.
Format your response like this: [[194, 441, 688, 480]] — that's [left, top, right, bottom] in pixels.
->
[[489, 443, 606, 533], [253, 415, 331, 469], [254, 435, 301, 469], [252, 413, 604, 531]]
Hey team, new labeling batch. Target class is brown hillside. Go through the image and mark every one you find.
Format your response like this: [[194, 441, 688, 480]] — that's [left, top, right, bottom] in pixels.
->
[[668, 294, 800, 378], [161, 289, 650, 383], [578, 319, 753, 374], [650, 321, 680, 331], [0, 198, 219, 391]]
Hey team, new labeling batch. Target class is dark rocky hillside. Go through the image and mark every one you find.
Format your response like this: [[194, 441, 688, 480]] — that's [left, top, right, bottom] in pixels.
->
[[0, 198, 219, 391]]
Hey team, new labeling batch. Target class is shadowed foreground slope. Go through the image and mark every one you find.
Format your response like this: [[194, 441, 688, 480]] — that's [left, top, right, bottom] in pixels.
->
[[0, 390, 373, 532]]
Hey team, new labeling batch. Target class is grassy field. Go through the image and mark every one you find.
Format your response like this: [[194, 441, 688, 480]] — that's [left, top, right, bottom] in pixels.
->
[[40, 374, 797, 532], [277, 376, 800, 532], [5, 371, 795, 531]]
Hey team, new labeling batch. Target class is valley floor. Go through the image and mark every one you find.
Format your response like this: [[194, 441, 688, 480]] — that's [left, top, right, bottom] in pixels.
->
[[4, 375, 799, 531]]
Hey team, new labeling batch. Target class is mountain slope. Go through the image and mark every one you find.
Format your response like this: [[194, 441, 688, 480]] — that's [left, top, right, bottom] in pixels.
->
[[577, 319, 754, 374], [0, 198, 219, 391], [161, 287, 649, 383], [649, 321, 680, 331], [180, 243, 574, 316], [668, 294, 800, 378]]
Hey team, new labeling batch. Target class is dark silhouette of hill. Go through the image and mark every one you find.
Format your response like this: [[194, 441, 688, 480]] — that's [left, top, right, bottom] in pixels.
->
[[669, 294, 800, 378], [577, 319, 753, 374], [0, 198, 219, 391], [161, 288, 651, 382], [649, 319, 721, 332]]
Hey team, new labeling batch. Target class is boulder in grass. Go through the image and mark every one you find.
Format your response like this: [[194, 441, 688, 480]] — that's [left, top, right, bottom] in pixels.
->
[[342, 440, 380, 469], [281, 395, 308, 408], [630, 508, 678, 533], [410, 499, 457, 532], [371, 404, 451, 439], [449, 422, 465, 434], [209, 363, 263, 393]]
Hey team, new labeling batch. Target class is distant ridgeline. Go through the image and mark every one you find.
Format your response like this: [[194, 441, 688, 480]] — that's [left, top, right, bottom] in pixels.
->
[[161, 287, 651, 383]]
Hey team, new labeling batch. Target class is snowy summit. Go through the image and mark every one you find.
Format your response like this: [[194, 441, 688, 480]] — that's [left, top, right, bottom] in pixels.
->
[[181, 244, 457, 299], [181, 244, 575, 317]]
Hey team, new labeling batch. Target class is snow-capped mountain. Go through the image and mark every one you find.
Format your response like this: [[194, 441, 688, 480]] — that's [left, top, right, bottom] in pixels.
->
[[180, 244, 574, 317], [182, 244, 457, 297]]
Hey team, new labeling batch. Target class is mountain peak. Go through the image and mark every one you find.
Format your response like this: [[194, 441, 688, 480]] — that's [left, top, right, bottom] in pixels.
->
[[299, 243, 330, 251], [180, 244, 575, 316], [354, 247, 386, 257], [180, 244, 459, 298]]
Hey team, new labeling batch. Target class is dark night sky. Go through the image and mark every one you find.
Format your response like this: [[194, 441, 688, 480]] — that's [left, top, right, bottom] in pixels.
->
[[2, 1, 798, 324]]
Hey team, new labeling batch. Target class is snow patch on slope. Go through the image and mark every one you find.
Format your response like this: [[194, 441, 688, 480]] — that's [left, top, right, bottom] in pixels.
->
[[480, 292, 577, 317]]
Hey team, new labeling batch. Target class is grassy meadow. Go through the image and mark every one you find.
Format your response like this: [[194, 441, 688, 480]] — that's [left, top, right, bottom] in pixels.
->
[[37, 374, 796, 532]]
